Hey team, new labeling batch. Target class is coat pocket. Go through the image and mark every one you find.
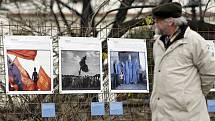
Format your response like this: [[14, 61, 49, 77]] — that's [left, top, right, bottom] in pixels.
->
[[164, 94, 187, 111]]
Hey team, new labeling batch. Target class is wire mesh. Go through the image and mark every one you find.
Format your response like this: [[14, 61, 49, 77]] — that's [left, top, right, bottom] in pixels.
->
[[0, 23, 214, 121]]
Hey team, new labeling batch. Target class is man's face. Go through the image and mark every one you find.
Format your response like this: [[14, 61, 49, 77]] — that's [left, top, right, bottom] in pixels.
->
[[154, 18, 169, 35]]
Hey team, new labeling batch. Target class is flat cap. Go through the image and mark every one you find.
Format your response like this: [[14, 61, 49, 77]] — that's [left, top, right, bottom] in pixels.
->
[[152, 2, 182, 19]]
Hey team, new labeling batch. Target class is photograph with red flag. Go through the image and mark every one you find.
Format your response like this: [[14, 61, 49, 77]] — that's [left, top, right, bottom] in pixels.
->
[[4, 36, 53, 94]]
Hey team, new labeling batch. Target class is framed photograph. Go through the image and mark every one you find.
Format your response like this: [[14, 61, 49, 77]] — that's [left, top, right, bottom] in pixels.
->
[[4, 36, 53, 94], [59, 37, 102, 93], [206, 40, 215, 91], [108, 38, 149, 93]]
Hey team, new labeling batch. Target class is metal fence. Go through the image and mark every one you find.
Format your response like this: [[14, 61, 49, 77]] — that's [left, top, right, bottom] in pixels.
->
[[0, 23, 215, 121]]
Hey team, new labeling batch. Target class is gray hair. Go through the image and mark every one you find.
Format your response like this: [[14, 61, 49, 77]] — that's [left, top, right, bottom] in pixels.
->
[[172, 16, 188, 26], [164, 16, 188, 26]]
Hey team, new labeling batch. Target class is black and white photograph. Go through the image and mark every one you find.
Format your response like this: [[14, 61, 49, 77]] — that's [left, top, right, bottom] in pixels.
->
[[108, 38, 149, 93], [59, 37, 102, 93], [61, 50, 100, 90]]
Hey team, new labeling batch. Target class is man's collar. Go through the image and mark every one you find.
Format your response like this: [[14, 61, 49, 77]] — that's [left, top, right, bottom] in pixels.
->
[[159, 24, 188, 49]]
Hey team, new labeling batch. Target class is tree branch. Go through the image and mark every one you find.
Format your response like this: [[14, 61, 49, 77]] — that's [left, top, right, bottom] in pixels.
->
[[202, 0, 211, 22], [57, 0, 82, 17], [80, 0, 94, 36], [50, 0, 61, 34], [89, 0, 110, 36], [56, 0, 74, 36], [107, 0, 135, 37], [109, 18, 150, 38], [95, 5, 155, 27], [102, 17, 153, 49]]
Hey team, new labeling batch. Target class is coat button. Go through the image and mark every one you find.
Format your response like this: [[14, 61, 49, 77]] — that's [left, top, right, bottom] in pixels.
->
[[157, 97, 160, 100], [158, 70, 161, 72]]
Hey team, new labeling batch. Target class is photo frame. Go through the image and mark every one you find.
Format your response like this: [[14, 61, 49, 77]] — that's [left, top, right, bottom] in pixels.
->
[[4, 36, 53, 94], [59, 37, 103, 93], [108, 38, 149, 93]]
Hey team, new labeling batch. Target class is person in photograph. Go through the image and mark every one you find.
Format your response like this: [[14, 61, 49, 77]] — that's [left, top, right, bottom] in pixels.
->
[[112, 60, 117, 88], [131, 58, 139, 84], [151, 2, 215, 121], [138, 67, 145, 84], [32, 67, 38, 90], [13, 74, 23, 91], [125, 54, 140, 84], [78, 56, 89, 75], [125, 54, 133, 84], [115, 60, 125, 86], [32, 67, 38, 83], [7, 56, 23, 91]]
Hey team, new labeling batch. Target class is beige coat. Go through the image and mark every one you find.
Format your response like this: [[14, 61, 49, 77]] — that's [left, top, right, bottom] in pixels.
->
[[150, 27, 215, 121]]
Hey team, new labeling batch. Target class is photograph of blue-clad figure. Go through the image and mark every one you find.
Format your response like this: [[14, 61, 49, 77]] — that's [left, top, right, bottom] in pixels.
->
[[110, 51, 147, 91]]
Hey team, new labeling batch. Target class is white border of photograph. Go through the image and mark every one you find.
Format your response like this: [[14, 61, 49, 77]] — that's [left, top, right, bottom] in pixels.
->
[[3, 35, 54, 94], [108, 38, 149, 93], [207, 40, 215, 91], [59, 37, 103, 94]]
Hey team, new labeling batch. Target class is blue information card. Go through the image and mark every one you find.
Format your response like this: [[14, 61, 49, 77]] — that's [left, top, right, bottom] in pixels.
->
[[208, 100, 215, 112], [91, 102, 105, 116], [110, 102, 123, 115], [41, 103, 56, 117]]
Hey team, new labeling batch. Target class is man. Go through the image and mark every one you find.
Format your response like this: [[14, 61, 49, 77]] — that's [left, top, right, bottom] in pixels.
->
[[125, 54, 133, 84], [150, 2, 215, 121], [32, 67, 38, 90], [116, 60, 126, 85], [131, 58, 139, 84], [32, 67, 38, 83], [7, 56, 23, 91]]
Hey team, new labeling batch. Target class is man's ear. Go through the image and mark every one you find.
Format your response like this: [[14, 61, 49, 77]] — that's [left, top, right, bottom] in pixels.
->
[[167, 17, 174, 26]]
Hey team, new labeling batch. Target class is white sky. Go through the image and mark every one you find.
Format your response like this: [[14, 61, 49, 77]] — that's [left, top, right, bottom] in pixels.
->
[[8, 51, 51, 78], [61, 50, 100, 76]]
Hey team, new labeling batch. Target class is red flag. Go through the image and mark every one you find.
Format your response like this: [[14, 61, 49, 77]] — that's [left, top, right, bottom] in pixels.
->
[[37, 66, 51, 91], [7, 50, 37, 60], [13, 57, 36, 91]]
